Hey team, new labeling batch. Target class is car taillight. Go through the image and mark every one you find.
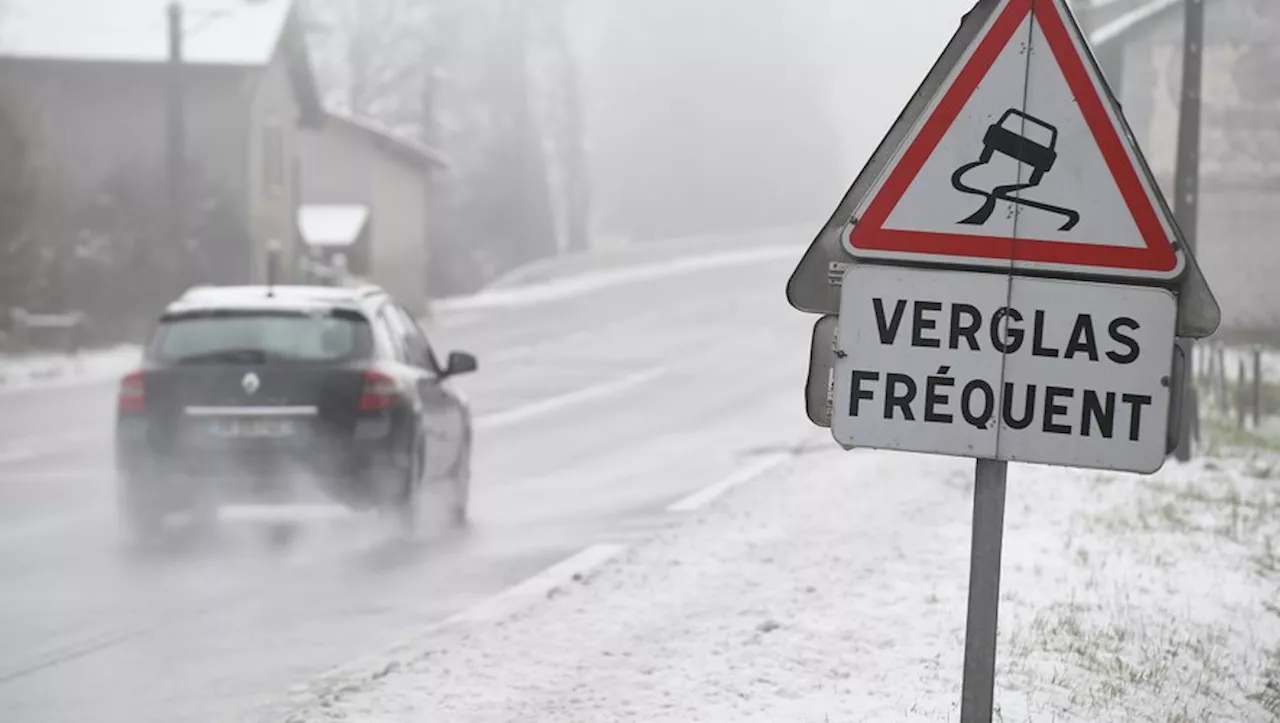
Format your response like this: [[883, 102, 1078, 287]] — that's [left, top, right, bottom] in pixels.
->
[[118, 371, 146, 413], [360, 369, 398, 411]]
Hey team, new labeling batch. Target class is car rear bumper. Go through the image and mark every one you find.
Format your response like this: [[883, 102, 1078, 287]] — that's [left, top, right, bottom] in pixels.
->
[[115, 418, 409, 508]]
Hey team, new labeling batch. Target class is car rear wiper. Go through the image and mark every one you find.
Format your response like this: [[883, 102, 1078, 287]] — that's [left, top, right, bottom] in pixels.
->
[[173, 348, 272, 365]]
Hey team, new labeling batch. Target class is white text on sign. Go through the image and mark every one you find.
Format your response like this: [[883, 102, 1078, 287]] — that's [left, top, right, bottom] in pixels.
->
[[831, 266, 1176, 474]]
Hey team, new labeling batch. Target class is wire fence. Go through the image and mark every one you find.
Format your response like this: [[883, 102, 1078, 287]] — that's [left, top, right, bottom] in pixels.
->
[[1194, 341, 1280, 433], [0, 308, 87, 356]]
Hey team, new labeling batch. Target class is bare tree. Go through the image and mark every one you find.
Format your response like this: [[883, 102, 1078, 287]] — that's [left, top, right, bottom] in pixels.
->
[[306, 0, 566, 293], [38, 160, 252, 342], [1216, 0, 1280, 190], [0, 94, 40, 323], [531, 0, 590, 253], [304, 0, 430, 126], [582, 0, 848, 244]]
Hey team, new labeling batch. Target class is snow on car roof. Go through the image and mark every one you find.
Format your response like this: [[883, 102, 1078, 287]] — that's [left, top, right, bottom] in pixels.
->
[[298, 204, 370, 247], [166, 284, 387, 314], [0, 0, 292, 66]]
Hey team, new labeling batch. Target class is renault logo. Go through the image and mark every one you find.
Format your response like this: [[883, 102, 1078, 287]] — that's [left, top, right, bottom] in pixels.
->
[[241, 372, 261, 396]]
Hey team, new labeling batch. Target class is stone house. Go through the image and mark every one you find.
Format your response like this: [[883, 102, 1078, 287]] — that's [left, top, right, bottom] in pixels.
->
[[0, 0, 323, 284], [1088, 0, 1280, 346], [298, 112, 448, 316]]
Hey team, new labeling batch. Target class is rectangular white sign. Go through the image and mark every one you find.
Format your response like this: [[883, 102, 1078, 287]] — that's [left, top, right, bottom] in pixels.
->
[[832, 265, 1177, 473]]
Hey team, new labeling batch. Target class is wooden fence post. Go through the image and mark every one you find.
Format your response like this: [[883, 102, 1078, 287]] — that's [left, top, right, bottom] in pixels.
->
[[1253, 347, 1263, 428], [1238, 357, 1248, 430], [1217, 345, 1229, 411]]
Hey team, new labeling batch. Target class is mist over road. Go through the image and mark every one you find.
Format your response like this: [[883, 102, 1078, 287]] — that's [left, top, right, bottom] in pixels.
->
[[0, 234, 814, 723]]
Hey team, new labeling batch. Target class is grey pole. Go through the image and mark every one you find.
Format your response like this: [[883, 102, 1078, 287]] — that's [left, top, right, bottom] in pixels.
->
[[1173, 0, 1205, 462], [959, 457, 1008, 723], [166, 2, 186, 252]]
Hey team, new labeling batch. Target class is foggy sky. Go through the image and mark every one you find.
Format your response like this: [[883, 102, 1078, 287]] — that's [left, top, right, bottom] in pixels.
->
[[567, 0, 967, 240]]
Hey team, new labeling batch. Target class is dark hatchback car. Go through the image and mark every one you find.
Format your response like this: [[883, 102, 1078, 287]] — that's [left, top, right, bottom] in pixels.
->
[[115, 283, 477, 542]]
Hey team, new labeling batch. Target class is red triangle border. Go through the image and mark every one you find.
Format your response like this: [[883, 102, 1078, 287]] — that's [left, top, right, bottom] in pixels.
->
[[847, 0, 1179, 275]]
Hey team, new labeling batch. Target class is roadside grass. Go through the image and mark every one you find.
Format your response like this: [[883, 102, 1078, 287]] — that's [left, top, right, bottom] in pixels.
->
[[996, 406, 1280, 721], [1201, 412, 1280, 458]]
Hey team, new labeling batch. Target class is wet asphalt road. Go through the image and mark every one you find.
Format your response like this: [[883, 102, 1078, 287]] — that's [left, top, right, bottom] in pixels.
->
[[0, 243, 817, 723]]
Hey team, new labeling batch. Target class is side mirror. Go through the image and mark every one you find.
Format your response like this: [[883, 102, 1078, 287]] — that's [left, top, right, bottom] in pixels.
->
[[444, 351, 478, 377]]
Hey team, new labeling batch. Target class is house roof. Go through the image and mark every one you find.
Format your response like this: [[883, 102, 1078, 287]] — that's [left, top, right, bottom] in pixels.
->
[[0, 0, 323, 124], [298, 204, 370, 247], [1100, 0, 1280, 341], [323, 112, 452, 173], [0, 0, 289, 65]]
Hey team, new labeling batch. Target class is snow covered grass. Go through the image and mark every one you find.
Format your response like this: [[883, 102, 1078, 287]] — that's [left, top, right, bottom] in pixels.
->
[[1213, 346, 1280, 386], [297, 434, 1280, 722], [0, 344, 141, 394], [430, 245, 796, 316], [1196, 344, 1280, 421], [425, 224, 811, 327], [998, 455, 1280, 721], [483, 225, 812, 291]]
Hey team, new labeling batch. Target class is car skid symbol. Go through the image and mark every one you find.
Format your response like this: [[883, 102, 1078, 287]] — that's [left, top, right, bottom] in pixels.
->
[[950, 108, 1081, 232]]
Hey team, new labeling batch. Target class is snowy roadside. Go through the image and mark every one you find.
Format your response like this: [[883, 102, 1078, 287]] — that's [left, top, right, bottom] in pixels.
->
[[0, 235, 785, 392], [429, 245, 795, 320], [483, 225, 812, 291], [0, 345, 141, 394], [1, 236, 793, 392], [296, 433, 1280, 722], [424, 225, 807, 330]]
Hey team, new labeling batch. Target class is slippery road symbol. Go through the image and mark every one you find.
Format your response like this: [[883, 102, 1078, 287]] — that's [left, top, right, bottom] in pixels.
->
[[950, 108, 1081, 232]]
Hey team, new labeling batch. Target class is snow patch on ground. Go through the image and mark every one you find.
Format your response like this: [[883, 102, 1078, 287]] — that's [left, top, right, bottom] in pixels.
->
[[430, 245, 796, 317], [484, 225, 812, 291], [297, 440, 1280, 722], [0, 345, 141, 394]]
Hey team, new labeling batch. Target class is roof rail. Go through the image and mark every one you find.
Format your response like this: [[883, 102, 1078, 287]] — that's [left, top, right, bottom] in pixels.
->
[[1090, 0, 1182, 48]]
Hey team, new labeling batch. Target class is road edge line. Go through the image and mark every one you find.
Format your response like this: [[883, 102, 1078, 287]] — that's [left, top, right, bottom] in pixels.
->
[[442, 543, 627, 625], [433, 244, 797, 314], [666, 451, 794, 513], [264, 543, 628, 723], [475, 367, 666, 432]]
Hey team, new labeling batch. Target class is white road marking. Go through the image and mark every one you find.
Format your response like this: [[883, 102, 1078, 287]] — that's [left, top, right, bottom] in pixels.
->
[[665, 452, 793, 513], [0, 511, 102, 546], [216, 505, 352, 523], [0, 433, 100, 467], [1090, 0, 1180, 46], [0, 370, 665, 544], [487, 329, 596, 363], [444, 543, 627, 625], [0, 448, 52, 466], [0, 366, 663, 477], [1, 470, 93, 482], [475, 366, 667, 431], [0, 506, 351, 547], [263, 543, 628, 721], [434, 244, 796, 313]]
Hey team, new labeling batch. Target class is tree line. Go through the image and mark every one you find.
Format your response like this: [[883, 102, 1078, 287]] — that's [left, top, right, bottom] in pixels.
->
[[0, 0, 915, 348]]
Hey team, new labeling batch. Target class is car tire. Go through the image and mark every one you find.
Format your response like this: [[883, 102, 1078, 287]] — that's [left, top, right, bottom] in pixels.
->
[[118, 476, 166, 547], [188, 486, 221, 539], [391, 437, 424, 534], [447, 431, 472, 527]]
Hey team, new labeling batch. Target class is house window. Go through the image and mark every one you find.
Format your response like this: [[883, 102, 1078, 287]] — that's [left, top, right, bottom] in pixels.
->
[[263, 122, 285, 194]]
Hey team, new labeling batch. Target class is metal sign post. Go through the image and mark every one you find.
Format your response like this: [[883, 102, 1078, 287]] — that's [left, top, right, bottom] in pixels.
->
[[1172, 0, 1206, 462], [960, 458, 1008, 723], [785, 1, 1220, 719]]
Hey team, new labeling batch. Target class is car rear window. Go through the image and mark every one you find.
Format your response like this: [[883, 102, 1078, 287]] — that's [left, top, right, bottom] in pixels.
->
[[149, 308, 374, 364]]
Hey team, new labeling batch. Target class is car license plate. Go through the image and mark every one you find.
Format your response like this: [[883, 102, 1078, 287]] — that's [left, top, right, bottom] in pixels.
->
[[208, 418, 297, 439]]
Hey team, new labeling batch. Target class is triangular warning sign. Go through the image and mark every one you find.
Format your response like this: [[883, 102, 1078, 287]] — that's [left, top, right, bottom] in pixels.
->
[[844, 0, 1184, 280]]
